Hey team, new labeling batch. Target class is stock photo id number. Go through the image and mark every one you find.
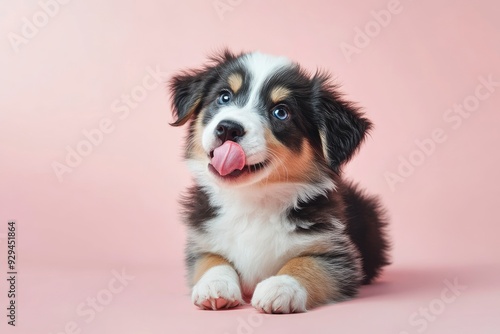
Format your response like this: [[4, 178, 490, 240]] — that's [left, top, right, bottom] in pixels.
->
[[6, 221, 17, 326]]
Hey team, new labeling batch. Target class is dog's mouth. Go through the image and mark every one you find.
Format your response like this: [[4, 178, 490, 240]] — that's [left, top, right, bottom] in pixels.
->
[[208, 160, 268, 179], [208, 141, 267, 180]]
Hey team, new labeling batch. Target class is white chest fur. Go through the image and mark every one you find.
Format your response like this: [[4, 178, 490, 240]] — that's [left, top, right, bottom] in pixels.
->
[[210, 210, 293, 287], [191, 182, 333, 295]]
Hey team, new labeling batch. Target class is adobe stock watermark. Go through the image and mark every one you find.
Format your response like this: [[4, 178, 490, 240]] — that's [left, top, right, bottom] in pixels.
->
[[48, 268, 135, 334], [340, 0, 408, 63], [7, 0, 73, 54], [399, 277, 467, 334], [385, 74, 499, 192], [51, 65, 167, 183], [223, 312, 264, 334], [213, 0, 244, 21]]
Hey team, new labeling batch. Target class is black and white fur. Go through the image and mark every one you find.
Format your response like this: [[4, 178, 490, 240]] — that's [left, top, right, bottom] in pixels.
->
[[169, 50, 389, 313]]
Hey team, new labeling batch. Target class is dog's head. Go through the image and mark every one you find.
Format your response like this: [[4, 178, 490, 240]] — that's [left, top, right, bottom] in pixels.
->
[[170, 51, 371, 187]]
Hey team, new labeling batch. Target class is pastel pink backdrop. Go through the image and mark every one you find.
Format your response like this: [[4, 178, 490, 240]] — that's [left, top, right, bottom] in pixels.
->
[[0, 1, 499, 333]]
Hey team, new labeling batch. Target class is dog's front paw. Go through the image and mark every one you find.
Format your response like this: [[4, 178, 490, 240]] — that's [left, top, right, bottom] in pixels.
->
[[192, 265, 244, 310], [251, 275, 307, 313]]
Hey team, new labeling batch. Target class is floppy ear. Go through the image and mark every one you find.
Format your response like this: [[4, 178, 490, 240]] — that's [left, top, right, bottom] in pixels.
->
[[169, 49, 237, 127], [313, 74, 372, 173], [169, 71, 207, 127]]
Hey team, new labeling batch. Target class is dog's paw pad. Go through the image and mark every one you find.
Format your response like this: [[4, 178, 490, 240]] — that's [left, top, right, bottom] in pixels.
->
[[192, 280, 243, 310], [200, 297, 240, 310], [251, 275, 307, 314], [192, 265, 243, 310]]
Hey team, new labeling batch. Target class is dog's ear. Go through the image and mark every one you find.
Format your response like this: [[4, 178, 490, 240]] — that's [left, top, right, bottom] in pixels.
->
[[169, 70, 207, 127], [312, 74, 372, 173], [169, 50, 236, 127]]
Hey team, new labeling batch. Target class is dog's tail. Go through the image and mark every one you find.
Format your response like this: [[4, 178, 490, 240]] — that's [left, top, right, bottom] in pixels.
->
[[342, 181, 390, 284]]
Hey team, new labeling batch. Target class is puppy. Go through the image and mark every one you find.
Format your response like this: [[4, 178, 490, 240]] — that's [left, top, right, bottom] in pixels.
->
[[169, 50, 389, 313]]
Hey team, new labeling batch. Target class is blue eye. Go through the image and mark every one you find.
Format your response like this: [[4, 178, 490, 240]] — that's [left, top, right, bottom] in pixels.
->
[[272, 106, 289, 120], [217, 91, 232, 105]]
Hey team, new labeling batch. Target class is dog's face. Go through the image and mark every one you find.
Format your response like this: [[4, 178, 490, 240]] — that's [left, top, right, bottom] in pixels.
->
[[170, 51, 371, 187]]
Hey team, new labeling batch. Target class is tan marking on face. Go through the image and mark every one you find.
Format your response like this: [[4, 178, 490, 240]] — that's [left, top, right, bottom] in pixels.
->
[[262, 130, 321, 184], [277, 256, 338, 308], [187, 108, 208, 159], [270, 86, 290, 104], [192, 253, 231, 285], [228, 73, 243, 93]]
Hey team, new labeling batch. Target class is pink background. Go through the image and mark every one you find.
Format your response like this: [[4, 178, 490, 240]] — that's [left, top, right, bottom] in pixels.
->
[[1, 0, 499, 333]]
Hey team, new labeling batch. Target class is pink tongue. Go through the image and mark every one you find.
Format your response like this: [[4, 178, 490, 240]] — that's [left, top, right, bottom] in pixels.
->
[[211, 141, 246, 176]]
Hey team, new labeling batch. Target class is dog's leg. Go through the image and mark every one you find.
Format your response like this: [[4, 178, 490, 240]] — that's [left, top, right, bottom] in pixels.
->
[[251, 254, 361, 313], [191, 253, 244, 310]]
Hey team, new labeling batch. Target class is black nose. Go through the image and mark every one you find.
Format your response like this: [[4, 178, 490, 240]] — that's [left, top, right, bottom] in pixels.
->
[[215, 120, 245, 143]]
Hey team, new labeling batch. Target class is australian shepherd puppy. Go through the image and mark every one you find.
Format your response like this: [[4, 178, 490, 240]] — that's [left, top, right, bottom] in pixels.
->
[[169, 50, 390, 313]]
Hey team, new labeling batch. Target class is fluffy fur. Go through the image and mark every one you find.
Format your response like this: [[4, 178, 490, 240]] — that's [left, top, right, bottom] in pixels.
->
[[169, 50, 390, 313]]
